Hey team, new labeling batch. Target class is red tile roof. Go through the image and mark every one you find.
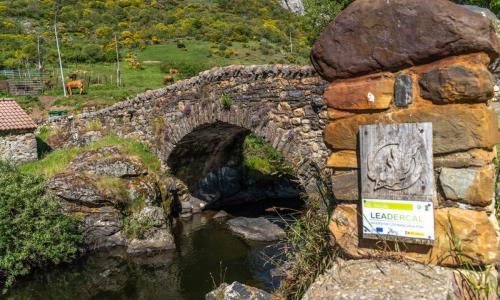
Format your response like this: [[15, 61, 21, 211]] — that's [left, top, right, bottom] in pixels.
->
[[0, 100, 37, 132]]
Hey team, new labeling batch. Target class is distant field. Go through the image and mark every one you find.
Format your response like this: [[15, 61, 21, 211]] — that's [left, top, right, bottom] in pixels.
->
[[5, 40, 308, 119]]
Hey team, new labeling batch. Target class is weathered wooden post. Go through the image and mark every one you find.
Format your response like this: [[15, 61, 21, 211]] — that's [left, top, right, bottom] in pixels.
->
[[311, 0, 500, 269]]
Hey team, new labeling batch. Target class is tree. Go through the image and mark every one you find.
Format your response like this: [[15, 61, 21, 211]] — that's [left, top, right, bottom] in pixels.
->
[[302, 0, 352, 43], [452, 0, 500, 15]]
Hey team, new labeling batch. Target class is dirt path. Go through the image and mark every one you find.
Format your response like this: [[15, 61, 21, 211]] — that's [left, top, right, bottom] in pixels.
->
[[38, 96, 58, 109], [30, 96, 58, 122]]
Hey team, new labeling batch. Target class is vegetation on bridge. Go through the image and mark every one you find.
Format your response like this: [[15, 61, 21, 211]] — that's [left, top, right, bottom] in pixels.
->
[[21, 134, 161, 178]]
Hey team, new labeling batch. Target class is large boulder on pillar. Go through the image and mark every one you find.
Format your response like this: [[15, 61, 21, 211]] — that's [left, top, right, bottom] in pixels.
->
[[311, 0, 500, 81]]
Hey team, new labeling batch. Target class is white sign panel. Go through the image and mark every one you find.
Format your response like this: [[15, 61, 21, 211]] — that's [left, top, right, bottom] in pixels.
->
[[359, 123, 435, 245], [362, 198, 435, 242]]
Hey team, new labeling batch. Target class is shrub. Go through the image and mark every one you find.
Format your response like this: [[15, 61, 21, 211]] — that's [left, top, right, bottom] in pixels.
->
[[0, 161, 82, 292]]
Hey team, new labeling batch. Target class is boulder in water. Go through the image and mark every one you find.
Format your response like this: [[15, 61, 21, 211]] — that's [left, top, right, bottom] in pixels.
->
[[205, 281, 272, 300], [227, 217, 285, 241]]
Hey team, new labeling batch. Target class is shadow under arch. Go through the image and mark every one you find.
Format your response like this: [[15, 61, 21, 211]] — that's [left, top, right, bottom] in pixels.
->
[[166, 121, 305, 211]]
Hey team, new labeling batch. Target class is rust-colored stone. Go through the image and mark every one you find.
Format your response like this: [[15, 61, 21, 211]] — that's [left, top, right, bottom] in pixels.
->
[[329, 204, 500, 266], [327, 151, 358, 169], [439, 165, 495, 207], [324, 105, 500, 154], [434, 148, 495, 168], [419, 64, 493, 103], [327, 108, 355, 120], [324, 73, 394, 110]]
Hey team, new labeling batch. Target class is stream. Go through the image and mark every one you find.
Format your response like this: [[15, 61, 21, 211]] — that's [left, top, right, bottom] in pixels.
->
[[6, 200, 301, 300]]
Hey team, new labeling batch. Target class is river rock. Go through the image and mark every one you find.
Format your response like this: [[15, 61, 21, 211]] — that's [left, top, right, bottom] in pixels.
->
[[439, 165, 495, 207], [419, 64, 493, 103], [60, 201, 126, 250], [47, 172, 111, 207], [329, 204, 500, 266], [324, 104, 500, 154], [213, 210, 229, 219], [227, 217, 285, 241], [126, 228, 175, 255], [125, 206, 175, 255], [48, 147, 169, 252], [303, 259, 496, 300], [310, 0, 500, 81], [323, 73, 394, 110], [205, 281, 272, 300]]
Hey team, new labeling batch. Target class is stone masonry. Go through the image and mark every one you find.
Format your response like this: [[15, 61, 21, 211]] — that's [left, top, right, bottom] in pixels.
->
[[312, 0, 500, 268], [0, 100, 38, 164], [45, 65, 329, 189]]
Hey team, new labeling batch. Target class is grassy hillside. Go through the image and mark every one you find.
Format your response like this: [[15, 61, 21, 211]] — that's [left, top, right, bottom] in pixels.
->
[[2, 38, 309, 118], [0, 0, 310, 68], [2, 0, 497, 119], [0, 0, 313, 117]]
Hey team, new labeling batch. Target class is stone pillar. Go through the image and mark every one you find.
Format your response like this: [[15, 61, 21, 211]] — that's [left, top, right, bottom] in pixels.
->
[[311, 0, 500, 267]]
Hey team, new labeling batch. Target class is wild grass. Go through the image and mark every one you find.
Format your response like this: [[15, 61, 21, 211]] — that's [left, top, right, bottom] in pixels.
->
[[440, 215, 499, 299], [274, 209, 334, 300], [96, 177, 129, 204], [20, 135, 160, 178], [273, 161, 336, 300]]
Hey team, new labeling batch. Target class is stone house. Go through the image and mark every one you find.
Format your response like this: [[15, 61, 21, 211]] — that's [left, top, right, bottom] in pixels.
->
[[0, 100, 38, 163]]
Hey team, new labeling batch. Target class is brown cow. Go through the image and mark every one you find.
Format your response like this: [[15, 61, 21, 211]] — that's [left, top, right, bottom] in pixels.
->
[[163, 75, 174, 85], [66, 80, 84, 95], [169, 68, 179, 74]]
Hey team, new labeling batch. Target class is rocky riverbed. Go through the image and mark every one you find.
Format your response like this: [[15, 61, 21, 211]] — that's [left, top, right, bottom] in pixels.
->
[[6, 212, 290, 299]]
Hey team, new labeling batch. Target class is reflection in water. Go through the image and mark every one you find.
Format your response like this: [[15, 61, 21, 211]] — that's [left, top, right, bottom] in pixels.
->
[[7, 212, 283, 300]]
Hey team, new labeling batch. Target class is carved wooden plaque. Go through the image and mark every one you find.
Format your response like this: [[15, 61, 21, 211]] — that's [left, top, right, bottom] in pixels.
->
[[360, 122, 435, 245]]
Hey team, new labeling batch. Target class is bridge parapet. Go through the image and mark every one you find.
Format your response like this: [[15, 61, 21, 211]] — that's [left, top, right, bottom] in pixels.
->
[[46, 64, 329, 189]]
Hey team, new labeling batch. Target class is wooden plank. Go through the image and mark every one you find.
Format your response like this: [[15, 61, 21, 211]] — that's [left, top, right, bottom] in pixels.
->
[[359, 122, 435, 245], [359, 122, 434, 201]]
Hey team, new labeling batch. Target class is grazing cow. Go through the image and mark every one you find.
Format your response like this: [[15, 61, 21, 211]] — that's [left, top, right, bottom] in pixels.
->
[[164, 75, 174, 85], [66, 80, 84, 95], [169, 68, 179, 74], [43, 79, 54, 89]]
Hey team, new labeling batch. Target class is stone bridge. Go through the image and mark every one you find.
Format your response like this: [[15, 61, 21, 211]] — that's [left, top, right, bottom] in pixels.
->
[[46, 65, 330, 193]]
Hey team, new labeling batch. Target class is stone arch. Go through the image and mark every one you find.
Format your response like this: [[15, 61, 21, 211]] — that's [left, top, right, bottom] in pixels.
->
[[163, 120, 305, 208], [45, 65, 330, 192]]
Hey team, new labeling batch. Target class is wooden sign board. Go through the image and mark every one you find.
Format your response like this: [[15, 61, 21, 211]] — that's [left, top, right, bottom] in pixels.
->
[[359, 123, 435, 245]]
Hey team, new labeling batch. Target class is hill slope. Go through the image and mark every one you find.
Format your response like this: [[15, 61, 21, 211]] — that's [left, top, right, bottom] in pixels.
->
[[0, 0, 310, 69]]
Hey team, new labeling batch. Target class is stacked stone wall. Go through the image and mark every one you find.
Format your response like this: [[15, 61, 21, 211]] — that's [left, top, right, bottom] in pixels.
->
[[0, 130, 37, 164], [46, 65, 329, 187], [312, 0, 500, 269]]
